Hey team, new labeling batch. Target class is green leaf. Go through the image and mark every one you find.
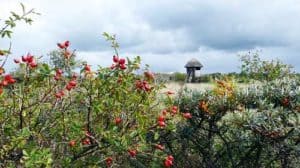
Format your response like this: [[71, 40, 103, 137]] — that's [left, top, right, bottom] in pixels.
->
[[23, 150, 28, 156], [10, 12, 21, 20], [20, 3, 26, 14], [2, 30, 13, 38], [129, 130, 138, 138], [25, 18, 33, 24], [154, 132, 159, 140]]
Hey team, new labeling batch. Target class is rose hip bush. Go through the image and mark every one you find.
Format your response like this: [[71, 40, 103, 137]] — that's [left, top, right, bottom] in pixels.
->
[[0, 7, 181, 166]]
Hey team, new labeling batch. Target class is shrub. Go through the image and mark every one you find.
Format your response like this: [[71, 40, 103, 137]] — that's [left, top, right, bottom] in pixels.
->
[[239, 51, 293, 81], [1, 11, 181, 166], [166, 78, 300, 168], [197, 74, 211, 83], [173, 72, 186, 82]]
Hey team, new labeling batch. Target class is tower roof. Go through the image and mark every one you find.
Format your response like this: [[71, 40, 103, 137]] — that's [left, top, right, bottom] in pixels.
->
[[184, 58, 203, 68]]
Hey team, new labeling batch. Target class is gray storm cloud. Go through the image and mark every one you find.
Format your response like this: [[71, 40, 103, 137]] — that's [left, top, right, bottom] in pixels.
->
[[0, 0, 299, 73]]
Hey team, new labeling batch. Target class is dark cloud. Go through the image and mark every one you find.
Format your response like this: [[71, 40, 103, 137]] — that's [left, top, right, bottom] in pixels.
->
[[135, 0, 296, 52], [0, 0, 299, 73]]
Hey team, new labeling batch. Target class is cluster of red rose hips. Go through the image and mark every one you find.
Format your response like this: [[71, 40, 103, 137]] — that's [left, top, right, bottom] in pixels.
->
[[111, 55, 126, 70], [83, 64, 94, 78], [55, 82, 77, 99], [69, 140, 76, 147], [134, 71, 155, 92], [170, 106, 178, 115], [55, 90, 65, 99], [14, 53, 37, 68], [156, 107, 175, 128], [281, 97, 290, 107], [157, 105, 192, 128], [115, 117, 122, 125], [65, 79, 77, 91], [170, 105, 192, 119], [164, 155, 174, 167], [54, 69, 63, 81], [105, 157, 113, 167], [68, 131, 94, 152], [0, 74, 16, 95], [182, 112, 192, 119], [57, 40, 72, 59], [135, 80, 151, 92], [84, 64, 91, 72], [154, 144, 165, 151], [1, 74, 16, 86], [54, 71, 77, 99], [128, 149, 137, 157], [77, 131, 93, 147], [157, 115, 166, 127]]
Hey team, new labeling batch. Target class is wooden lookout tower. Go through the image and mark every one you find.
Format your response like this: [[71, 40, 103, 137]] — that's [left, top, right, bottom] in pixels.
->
[[185, 58, 203, 83]]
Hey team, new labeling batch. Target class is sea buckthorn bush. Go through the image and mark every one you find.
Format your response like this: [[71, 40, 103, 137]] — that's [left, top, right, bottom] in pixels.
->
[[168, 77, 299, 168]]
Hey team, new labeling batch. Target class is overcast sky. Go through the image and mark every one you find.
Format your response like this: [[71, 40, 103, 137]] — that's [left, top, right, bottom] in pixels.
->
[[1, 0, 300, 73]]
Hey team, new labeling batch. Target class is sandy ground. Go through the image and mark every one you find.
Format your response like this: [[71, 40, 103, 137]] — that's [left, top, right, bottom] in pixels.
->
[[163, 82, 249, 93], [163, 82, 214, 93]]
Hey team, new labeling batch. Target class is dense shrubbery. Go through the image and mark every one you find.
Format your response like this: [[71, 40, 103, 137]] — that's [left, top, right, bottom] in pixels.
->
[[0, 7, 183, 167], [168, 77, 300, 168], [0, 38, 183, 168], [239, 51, 293, 82], [173, 72, 186, 82]]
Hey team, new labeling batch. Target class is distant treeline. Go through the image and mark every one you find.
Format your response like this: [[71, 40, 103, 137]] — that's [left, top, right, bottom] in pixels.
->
[[155, 51, 300, 83], [156, 72, 300, 83]]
